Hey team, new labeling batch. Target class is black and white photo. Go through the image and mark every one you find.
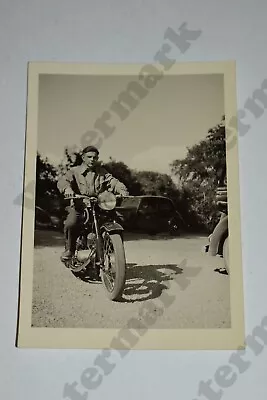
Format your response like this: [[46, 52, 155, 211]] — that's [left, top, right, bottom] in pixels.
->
[[16, 61, 245, 349]]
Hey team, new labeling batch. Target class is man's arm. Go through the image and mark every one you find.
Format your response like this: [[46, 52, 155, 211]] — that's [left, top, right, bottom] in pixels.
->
[[57, 168, 75, 194], [102, 168, 129, 195]]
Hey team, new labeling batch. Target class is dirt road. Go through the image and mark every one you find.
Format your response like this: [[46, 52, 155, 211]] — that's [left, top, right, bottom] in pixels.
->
[[32, 230, 231, 329]]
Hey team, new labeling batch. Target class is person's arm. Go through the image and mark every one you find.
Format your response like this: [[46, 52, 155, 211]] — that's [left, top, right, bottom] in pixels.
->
[[102, 168, 129, 195], [57, 168, 75, 194]]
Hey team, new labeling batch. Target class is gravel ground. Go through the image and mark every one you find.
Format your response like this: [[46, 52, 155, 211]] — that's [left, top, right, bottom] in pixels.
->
[[32, 229, 231, 329]]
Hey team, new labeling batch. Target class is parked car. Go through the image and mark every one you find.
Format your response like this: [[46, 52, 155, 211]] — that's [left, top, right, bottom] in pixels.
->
[[35, 206, 63, 231], [203, 185, 229, 273], [115, 195, 185, 235]]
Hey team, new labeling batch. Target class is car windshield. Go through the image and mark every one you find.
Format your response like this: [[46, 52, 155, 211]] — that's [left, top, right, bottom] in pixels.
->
[[117, 197, 175, 214], [157, 199, 174, 212], [117, 197, 141, 209], [139, 197, 174, 213]]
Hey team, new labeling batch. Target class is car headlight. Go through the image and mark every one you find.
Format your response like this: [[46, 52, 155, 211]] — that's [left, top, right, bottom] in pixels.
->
[[98, 191, 117, 210]]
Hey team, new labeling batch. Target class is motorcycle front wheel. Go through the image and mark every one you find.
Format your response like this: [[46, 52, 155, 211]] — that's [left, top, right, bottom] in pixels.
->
[[101, 233, 126, 301]]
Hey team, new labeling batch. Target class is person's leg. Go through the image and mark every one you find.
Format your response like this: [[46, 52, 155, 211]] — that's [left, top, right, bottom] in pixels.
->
[[62, 207, 80, 259]]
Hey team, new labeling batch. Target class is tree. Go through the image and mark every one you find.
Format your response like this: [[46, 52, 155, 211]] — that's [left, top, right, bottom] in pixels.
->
[[35, 152, 61, 212], [133, 170, 178, 197], [103, 158, 143, 195], [171, 116, 226, 185], [132, 170, 195, 227], [57, 146, 83, 176], [170, 116, 226, 231]]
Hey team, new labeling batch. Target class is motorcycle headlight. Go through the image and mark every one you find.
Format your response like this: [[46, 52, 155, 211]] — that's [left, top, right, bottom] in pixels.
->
[[98, 191, 117, 210]]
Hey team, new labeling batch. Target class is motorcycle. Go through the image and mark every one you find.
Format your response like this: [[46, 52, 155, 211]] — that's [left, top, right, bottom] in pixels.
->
[[60, 191, 126, 301]]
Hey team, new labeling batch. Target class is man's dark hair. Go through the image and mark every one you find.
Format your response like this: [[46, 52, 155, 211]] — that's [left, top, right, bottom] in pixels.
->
[[82, 146, 99, 155]]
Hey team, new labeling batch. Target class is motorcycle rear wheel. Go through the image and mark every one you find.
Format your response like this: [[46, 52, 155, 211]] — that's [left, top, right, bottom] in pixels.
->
[[101, 233, 126, 301]]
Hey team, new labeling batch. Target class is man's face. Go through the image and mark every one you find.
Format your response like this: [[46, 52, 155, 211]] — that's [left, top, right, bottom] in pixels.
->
[[82, 151, 99, 168]]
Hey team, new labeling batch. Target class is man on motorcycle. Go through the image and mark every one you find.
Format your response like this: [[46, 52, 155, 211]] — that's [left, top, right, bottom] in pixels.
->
[[57, 145, 129, 261]]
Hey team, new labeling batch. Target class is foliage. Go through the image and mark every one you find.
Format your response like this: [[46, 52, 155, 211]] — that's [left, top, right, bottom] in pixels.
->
[[35, 153, 61, 213], [57, 147, 83, 176], [170, 116, 226, 231], [133, 170, 175, 196], [103, 158, 142, 195], [36, 115, 226, 232]]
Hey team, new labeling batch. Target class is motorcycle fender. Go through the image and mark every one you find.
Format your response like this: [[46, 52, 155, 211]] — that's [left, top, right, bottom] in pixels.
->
[[101, 221, 124, 234], [208, 215, 228, 256]]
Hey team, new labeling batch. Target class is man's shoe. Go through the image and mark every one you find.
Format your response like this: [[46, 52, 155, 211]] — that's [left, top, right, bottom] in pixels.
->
[[60, 250, 74, 261]]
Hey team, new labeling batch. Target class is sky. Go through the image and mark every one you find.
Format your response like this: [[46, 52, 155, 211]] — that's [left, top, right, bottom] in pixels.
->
[[37, 73, 224, 176]]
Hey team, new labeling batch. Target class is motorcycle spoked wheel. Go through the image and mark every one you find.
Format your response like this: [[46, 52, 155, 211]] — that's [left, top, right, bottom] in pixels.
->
[[101, 232, 126, 301]]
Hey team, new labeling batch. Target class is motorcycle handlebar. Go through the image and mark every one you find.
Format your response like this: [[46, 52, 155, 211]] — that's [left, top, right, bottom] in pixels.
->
[[63, 194, 126, 200], [64, 195, 92, 200]]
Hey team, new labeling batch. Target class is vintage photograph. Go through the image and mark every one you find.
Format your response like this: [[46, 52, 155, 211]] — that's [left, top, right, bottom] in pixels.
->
[[17, 62, 245, 349]]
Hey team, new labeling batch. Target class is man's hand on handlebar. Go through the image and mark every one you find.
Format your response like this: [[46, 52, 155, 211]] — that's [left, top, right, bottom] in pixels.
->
[[64, 188, 75, 198], [63, 189, 129, 200]]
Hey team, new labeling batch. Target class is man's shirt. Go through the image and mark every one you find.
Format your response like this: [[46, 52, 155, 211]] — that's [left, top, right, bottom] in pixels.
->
[[57, 163, 128, 196]]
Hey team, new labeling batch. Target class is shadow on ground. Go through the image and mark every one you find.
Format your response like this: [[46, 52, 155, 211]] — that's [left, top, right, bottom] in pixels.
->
[[116, 263, 184, 303], [71, 269, 102, 284], [69, 262, 184, 303], [70, 263, 184, 302]]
